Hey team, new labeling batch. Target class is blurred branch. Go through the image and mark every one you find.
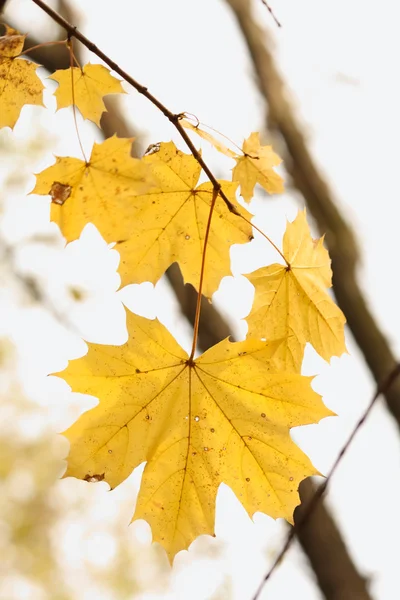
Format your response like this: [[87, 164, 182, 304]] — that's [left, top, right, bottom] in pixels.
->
[[224, 0, 400, 596], [0, 238, 84, 338], [223, 0, 400, 425], [254, 361, 400, 599], [11, 2, 371, 599]]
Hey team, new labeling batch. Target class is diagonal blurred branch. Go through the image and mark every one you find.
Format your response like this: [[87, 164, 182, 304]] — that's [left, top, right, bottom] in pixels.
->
[[224, 0, 400, 426], [224, 0, 400, 596], [11, 4, 371, 598]]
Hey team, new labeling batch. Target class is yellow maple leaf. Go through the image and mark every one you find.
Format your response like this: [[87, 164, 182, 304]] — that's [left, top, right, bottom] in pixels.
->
[[0, 26, 44, 129], [32, 135, 151, 242], [57, 309, 333, 561], [232, 132, 284, 202], [114, 141, 252, 297], [49, 63, 125, 126], [246, 210, 347, 372]]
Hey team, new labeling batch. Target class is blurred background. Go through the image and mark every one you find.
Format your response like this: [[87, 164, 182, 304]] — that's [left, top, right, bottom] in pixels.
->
[[1, 0, 400, 598]]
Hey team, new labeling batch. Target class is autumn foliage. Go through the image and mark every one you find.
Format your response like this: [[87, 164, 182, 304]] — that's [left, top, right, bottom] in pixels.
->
[[0, 23, 346, 562]]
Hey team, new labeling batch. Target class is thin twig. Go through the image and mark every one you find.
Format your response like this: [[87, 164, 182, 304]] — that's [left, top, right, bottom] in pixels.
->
[[30, 0, 242, 217], [260, 0, 281, 28], [188, 188, 218, 360], [0, 239, 85, 339], [67, 39, 87, 162], [252, 361, 400, 600], [21, 39, 67, 55], [239, 213, 289, 265]]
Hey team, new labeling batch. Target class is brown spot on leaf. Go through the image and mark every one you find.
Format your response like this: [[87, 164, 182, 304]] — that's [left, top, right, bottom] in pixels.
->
[[84, 473, 105, 483], [144, 142, 161, 156], [50, 181, 72, 206]]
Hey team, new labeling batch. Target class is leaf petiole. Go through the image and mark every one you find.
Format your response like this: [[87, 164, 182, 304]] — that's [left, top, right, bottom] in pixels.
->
[[189, 187, 219, 360]]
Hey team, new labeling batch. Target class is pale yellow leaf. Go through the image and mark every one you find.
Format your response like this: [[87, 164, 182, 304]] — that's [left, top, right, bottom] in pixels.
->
[[50, 63, 125, 126], [114, 141, 252, 297], [246, 210, 347, 371], [232, 132, 284, 202]]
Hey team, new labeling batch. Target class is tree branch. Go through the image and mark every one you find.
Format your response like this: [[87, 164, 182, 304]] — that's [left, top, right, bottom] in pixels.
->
[[29, 0, 242, 218]]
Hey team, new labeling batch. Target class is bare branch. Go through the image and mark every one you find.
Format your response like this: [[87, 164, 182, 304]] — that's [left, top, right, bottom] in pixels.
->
[[30, 0, 241, 216], [252, 362, 400, 599], [260, 0, 281, 28]]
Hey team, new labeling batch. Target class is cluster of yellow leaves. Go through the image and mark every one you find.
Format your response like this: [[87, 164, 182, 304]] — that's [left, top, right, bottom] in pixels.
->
[[0, 28, 125, 129], [34, 138, 252, 296], [0, 26, 347, 563], [181, 118, 284, 201]]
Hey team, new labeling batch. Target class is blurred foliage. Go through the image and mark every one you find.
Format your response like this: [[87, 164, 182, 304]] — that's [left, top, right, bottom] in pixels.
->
[[0, 93, 229, 600]]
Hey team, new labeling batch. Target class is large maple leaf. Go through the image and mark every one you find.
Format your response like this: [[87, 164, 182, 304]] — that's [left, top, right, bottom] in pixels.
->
[[246, 210, 346, 372], [32, 135, 151, 241], [49, 63, 125, 126], [114, 141, 252, 296], [56, 308, 333, 561], [0, 27, 44, 129]]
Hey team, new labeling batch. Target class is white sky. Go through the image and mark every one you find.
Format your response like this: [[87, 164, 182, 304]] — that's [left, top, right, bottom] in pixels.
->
[[2, 0, 400, 598]]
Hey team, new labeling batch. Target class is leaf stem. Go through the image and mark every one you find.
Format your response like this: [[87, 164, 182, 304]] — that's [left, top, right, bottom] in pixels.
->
[[22, 39, 67, 55], [67, 39, 87, 162], [239, 213, 289, 266], [189, 188, 218, 361], [181, 113, 244, 155]]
